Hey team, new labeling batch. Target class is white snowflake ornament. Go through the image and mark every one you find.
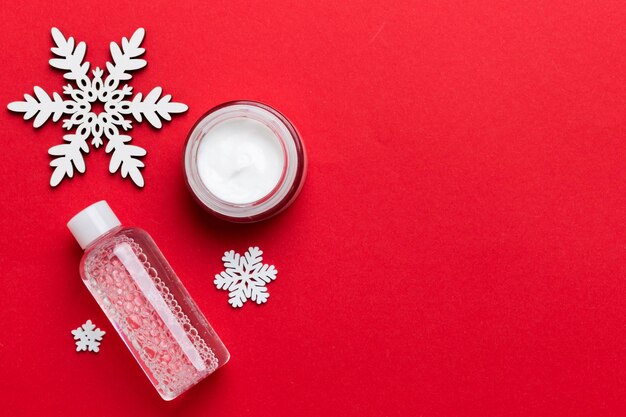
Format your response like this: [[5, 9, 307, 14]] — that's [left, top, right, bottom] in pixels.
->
[[214, 247, 278, 308], [71, 320, 106, 352], [7, 27, 188, 187]]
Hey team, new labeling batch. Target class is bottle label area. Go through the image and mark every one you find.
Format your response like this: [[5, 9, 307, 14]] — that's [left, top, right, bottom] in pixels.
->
[[84, 235, 218, 399]]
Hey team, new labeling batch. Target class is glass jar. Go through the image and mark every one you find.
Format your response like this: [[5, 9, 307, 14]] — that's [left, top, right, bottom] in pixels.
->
[[183, 101, 307, 222]]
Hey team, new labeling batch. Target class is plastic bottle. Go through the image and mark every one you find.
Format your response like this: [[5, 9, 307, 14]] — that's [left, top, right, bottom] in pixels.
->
[[67, 201, 229, 400]]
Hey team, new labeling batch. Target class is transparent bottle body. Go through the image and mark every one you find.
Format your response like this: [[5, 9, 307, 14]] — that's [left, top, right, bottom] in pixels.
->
[[79, 226, 229, 400]]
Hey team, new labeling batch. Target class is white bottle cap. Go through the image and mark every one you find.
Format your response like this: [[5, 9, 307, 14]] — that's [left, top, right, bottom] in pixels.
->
[[67, 201, 121, 249]]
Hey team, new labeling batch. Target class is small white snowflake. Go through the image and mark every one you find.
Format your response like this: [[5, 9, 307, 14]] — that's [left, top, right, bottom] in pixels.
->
[[71, 320, 106, 352], [7, 27, 188, 187], [214, 247, 278, 308]]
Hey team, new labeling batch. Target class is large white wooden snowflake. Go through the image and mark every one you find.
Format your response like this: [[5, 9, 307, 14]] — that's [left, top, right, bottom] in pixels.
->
[[214, 247, 278, 308], [72, 320, 106, 352], [7, 27, 188, 187]]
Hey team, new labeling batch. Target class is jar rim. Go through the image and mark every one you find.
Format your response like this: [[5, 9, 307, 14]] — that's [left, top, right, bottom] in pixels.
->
[[183, 100, 306, 222]]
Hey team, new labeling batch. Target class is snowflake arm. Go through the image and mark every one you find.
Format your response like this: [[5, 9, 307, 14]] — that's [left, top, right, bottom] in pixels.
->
[[7, 87, 71, 128], [120, 87, 188, 128], [106, 134, 147, 187], [106, 28, 147, 84], [49, 27, 90, 81], [214, 247, 278, 308], [49, 132, 90, 187]]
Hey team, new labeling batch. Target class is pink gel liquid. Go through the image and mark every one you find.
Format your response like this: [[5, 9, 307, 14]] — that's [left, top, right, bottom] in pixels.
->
[[80, 227, 229, 400]]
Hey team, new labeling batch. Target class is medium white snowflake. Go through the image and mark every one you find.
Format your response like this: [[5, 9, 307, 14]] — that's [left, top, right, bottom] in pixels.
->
[[7, 27, 188, 187], [71, 320, 106, 352], [214, 247, 278, 308]]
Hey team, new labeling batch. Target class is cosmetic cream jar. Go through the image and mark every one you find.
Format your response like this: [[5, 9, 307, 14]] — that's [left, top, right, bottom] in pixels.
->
[[183, 101, 306, 222]]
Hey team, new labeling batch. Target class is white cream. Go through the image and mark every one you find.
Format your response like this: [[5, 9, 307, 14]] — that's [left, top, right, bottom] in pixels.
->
[[196, 117, 285, 204]]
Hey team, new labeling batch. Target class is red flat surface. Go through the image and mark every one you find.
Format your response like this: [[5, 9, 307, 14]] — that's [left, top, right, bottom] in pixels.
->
[[2, 1, 626, 416]]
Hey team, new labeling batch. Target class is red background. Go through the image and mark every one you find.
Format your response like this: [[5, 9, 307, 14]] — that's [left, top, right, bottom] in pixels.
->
[[1, 1, 626, 416]]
